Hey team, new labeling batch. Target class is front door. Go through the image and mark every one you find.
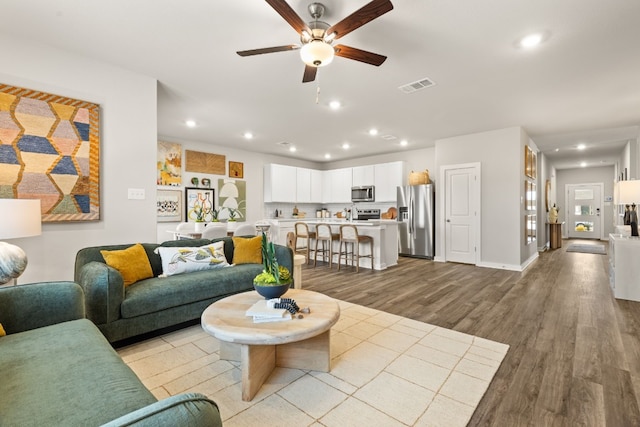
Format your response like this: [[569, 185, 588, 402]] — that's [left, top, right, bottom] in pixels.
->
[[566, 183, 603, 239], [444, 165, 479, 264]]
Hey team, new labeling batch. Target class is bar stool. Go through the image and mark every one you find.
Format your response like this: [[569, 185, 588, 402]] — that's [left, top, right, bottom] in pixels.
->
[[314, 224, 340, 268], [338, 224, 373, 272], [286, 231, 305, 289], [294, 222, 316, 265]]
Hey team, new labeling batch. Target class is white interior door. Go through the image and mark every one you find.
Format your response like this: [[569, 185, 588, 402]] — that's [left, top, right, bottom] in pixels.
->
[[566, 183, 603, 239], [445, 166, 479, 264]]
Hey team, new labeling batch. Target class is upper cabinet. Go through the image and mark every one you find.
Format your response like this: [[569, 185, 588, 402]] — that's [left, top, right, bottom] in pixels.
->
[[352, 165, 375, 187], [374, 161, 404, 202], [296, 167, 323, 203], [323, 168, 352, 203], [264, 164, 297, 203]]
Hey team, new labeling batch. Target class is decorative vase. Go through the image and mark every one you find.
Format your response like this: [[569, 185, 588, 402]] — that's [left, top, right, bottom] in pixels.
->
[[253, 283, 290, 299], [194, 222, 204, 232]]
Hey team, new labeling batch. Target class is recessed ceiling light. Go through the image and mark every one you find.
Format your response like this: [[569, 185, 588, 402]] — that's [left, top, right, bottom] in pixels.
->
[[185, 120, 196, 128], [400, 140, 408, 146], [243, 132, 253, 139], [580, 162, 587, 167], [555, 148, 560, 152], [520, 33, 543, 48], [289, 146, 297, 152], [369, 128, 378, 136], [342, 143, 350, 150], [324, 153, 331, 159], [577, 144, 586, 150], [329, 100, 341, 110]]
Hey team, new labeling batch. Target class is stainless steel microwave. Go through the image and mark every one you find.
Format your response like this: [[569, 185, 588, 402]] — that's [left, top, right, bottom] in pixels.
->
[[351, 186, 375, 202]]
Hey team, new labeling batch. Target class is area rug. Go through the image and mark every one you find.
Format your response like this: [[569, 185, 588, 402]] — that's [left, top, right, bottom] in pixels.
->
[[566, 243, 607, 255], [117, 300, 509, 426]]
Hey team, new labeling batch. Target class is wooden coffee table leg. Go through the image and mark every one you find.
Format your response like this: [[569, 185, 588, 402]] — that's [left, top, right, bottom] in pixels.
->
[[241, 344, 276, 401], [276, 330, 331, 372]]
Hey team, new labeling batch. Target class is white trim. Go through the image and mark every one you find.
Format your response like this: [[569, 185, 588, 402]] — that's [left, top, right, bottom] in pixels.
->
[[477, 251, 538, 272], [438, 162, 481, 265]]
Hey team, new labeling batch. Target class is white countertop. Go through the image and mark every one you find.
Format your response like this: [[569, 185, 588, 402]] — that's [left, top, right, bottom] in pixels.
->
[[268, 218, 398, 227]]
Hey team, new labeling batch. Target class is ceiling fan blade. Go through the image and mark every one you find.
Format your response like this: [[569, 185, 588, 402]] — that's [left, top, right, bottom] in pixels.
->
[[326, 0, 393, 40], [334, 44, 387, 66], [237, 45, 299, 57], [265, 0, 311, 35], [302, 65, 317, 83]]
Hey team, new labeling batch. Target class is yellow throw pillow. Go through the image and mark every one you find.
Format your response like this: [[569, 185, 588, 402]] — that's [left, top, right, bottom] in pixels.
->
[[232, 235, 263, 265], [100, 243, 153, 286], [0, 323, 6, 337]]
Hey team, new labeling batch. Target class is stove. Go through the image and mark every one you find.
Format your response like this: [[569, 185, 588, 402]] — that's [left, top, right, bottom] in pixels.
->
[[356, 209, 381, 220]]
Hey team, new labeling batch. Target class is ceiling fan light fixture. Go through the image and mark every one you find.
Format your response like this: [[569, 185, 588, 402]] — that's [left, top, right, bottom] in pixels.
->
[[300, 40, 334, 67]]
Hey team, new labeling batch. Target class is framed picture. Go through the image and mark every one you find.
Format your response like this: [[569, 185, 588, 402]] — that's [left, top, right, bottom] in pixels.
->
[[156, 190, 182, 222], [524, 145, 533, 178], [531, 151, 537, 179], [229, 161, 244, 178], [185, 187, 215, 222]]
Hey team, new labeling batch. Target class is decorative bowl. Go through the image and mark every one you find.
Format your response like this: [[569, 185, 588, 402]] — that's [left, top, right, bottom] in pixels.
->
[[253, 283, 290, 299]]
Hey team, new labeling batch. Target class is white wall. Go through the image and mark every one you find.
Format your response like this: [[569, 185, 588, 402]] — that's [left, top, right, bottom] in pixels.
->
[[1, 35, 158, 284], [435, 127, 523, 269]]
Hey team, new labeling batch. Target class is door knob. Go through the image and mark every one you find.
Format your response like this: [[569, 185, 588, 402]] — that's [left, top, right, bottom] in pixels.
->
[[446, 219, 451, 222]]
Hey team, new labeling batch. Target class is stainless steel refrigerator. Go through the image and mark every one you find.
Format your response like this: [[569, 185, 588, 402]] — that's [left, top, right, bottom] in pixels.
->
[[397, 184, 435, 259]]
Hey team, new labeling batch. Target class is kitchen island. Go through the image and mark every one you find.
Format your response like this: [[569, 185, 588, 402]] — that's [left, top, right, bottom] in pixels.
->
[[269, 218, 398, 271]]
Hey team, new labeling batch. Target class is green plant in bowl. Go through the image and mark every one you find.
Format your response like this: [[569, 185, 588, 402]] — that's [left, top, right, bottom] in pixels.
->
[[253, 232, 292, 299]]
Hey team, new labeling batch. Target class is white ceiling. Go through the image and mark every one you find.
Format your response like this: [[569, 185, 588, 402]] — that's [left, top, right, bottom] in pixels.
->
[[2, 0, 639, 169]]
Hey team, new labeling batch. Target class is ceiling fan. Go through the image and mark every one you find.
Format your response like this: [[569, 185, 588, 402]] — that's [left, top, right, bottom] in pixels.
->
[[237, 0, 394, 83]]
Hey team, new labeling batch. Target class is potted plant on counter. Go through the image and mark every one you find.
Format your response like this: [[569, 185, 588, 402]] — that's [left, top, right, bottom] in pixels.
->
[[253, 232, 292, 299]]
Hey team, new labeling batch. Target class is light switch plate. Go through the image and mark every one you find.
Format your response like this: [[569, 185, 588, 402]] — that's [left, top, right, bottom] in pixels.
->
[[128, 188, 145, 200]]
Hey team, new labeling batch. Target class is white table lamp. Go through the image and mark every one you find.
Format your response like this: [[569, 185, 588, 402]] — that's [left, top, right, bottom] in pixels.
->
[[0, 199, 42, 285]]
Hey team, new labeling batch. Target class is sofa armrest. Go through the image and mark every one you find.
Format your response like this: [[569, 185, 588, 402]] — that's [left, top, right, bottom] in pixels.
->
[[77, 261, 124, 325], [0, 281, 85, 334], [275, 244, 294, 274], [101, 393, 222, 427]]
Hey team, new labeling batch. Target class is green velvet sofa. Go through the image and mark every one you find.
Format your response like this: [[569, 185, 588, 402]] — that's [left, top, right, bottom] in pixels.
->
[[75, 237, 293, 343], [0, 281, 222, 426]]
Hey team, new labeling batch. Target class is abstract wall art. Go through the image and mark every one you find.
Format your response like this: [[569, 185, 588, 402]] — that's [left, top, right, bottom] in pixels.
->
[[218, 179, 246, 221], [0, 84, 100, 222], [157, 141, 182, 186]]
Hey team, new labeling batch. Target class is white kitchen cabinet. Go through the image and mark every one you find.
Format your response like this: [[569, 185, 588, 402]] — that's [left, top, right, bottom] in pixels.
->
[[322, 167, 352, 203], [264, 164, 296, 203], [310, 169, 323, 203], [374, 161, 404, 202], [296, 168, 312, 203], [609, 233, 640, 302], [352, 165, 375, 187]]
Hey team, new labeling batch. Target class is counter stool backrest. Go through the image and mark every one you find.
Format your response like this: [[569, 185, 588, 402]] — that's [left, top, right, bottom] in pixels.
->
[[340, 224, 359, 241], [295, 222, 311, 237], [316, 224, 333, 239]]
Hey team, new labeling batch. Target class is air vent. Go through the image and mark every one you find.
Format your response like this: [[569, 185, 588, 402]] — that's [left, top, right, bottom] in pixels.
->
[[380, 134, 397, 140], [277, 141, 291, 147], [398, 77, 436, 94]]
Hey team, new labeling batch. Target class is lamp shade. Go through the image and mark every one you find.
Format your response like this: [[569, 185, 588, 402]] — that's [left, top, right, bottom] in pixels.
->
[[300, 40, 334, 67], [617, 180, 640, 204], [0, 199, 42, 239]]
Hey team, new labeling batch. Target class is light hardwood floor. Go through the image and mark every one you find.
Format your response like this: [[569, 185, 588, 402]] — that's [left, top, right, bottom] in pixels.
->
[[303, 240, 640, 426]]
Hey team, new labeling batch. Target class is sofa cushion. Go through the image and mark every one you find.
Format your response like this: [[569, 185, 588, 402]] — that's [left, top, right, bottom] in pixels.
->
[[0, 319, 157, 426], [120, 264, 262, 318], [155, 241, 229, 277], [101, 243, 154, 286], [232, 235, 263, 264]]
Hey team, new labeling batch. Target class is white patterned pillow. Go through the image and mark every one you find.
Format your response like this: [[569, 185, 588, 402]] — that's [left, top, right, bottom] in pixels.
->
[[155, 241, 229, 277]]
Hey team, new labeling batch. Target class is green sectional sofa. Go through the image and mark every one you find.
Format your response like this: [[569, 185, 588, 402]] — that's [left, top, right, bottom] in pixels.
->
[[0, 281, 222, 426], [75, 237, 293, 343]]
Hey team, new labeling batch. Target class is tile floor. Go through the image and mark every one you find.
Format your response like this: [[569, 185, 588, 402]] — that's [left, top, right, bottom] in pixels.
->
[[117, 300, 509, 426]]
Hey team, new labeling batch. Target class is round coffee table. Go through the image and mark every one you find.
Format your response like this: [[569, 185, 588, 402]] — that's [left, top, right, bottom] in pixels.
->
[[201, 289, 340, 401]]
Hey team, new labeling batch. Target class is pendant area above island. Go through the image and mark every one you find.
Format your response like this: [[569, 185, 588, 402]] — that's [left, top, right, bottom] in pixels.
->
[[269, 219, 398, 271]]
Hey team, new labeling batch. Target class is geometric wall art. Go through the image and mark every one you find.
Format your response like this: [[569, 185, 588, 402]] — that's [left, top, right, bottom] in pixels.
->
[[0, 84, 100, 222], [218, 178, 246, 222]]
